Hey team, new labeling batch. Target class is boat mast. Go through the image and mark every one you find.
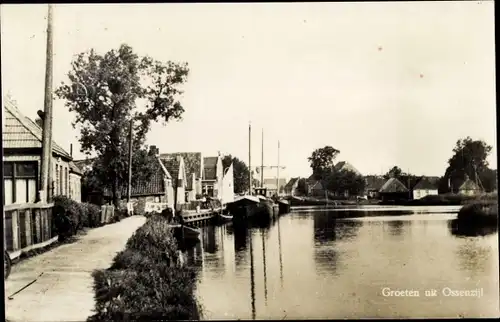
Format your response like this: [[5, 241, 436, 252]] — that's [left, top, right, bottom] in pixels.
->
[[261, 129, 264, 188], [277, 140, 280, 197], [249, 122, 252, 195]]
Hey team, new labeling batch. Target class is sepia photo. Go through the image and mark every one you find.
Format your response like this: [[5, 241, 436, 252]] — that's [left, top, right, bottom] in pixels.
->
[[2, 2, 498, 320]]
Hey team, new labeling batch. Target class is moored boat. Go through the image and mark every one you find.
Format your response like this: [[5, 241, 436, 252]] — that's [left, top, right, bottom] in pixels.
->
[[278, 199, 291, 214], [169, 224, 201, 245]]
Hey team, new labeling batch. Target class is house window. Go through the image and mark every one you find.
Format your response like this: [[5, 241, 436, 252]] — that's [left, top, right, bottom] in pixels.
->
[[65, 168, 68, 195], [55, 165, 59, 195], [3, 162, 38, 205], [59, 165, 63, 195]]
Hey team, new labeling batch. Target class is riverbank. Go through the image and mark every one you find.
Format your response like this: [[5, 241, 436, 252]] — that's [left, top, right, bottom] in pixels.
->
[[87, 213, 201, 321], [456, 203, 498, 226], [4, 216, 146, 322], [287, 193, 498, 208]]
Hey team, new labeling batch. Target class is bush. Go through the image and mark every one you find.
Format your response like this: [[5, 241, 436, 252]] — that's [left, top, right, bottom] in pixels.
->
[[456, 203, 498, 226], [84, 203, 103, 228], [53, 195, 85, 239], [88, 214, 201, 321]]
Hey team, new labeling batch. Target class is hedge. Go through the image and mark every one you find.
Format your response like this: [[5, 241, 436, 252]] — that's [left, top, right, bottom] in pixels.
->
[[52, 196, 129, 240], [88, 213, 201, 321]]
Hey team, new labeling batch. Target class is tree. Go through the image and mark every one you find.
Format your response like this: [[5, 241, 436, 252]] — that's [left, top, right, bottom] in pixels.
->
[[383, 166, 405, 179], [308, 146, 340, 180], [443, 137, 493, 193], [323, 169, 366, 197], [56, 44, 189, 206], [297, 178, 308, 195], [222, 155, 250, 194]]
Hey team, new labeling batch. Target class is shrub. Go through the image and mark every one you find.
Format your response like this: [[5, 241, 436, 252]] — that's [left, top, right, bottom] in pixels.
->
[[457, 203, 498, 226], [88, 214, 201, 321], [53, 195, 84, 239], [84, 203, 102, 228]]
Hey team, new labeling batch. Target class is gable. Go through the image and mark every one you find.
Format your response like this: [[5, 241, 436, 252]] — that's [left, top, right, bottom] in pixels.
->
[[160, 152, 202, 179], [203, 156, 219, 180], [379, 178, 409, 193], [284, 177, 300, 190], [413, 177, 438, 190]]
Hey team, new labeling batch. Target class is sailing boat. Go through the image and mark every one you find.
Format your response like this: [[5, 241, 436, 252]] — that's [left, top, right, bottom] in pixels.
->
[[226, 123, 265, 224]]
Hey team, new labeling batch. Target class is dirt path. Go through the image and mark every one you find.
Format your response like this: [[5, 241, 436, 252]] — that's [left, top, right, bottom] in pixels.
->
[[5, 215, 146, 322]]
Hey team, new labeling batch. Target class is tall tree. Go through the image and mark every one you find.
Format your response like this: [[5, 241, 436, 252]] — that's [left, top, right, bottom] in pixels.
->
[[222, 155, 250, 194], [443, 137, 493, 192], [323, 169, 366, 197], [297, 178, 308, 195], [383, 166, 405, 179], [308, 146, 340, 180], [56, 44, 189, 206]]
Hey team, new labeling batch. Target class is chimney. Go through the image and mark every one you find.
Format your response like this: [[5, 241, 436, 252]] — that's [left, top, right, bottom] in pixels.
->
[[70, 143, 73, 157], [149, 145, 159, 156]]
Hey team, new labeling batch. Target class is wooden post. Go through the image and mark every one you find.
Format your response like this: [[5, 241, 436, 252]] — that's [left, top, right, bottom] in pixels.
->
[[127, 119, 133, 202], [40, 4, 54, 203]]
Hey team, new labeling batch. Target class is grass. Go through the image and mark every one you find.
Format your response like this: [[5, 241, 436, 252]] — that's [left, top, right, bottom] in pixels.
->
[[87, 213, 201, 321]]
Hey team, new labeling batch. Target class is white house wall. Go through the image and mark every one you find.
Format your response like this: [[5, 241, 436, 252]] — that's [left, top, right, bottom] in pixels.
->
[[412, 189, 438, 200], [221, 163, 235, 204]]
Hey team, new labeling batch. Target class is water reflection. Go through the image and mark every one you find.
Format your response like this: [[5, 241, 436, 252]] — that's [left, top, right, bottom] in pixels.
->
[[387, 220, 404, 236], [188, 207, 498, 319], [449, 219, 499, 237], [313, 212, 362, 243]]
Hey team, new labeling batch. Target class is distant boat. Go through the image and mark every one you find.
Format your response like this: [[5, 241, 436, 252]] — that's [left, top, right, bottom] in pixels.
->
[[277, 199, 290, 214]]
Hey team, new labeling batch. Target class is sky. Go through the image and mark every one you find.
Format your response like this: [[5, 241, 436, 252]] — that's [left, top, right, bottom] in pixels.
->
[[1, 2, 497, 179]]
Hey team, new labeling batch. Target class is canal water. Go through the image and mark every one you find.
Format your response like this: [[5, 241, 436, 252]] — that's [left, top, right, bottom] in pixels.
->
[[183, 206, 499, 319]]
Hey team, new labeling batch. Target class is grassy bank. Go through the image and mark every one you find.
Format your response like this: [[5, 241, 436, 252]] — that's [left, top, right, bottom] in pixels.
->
[[456, 202, 498, 226], [395, 193, 498, 206], [87, 213, 201, 321], [286, 196, 379, 207]]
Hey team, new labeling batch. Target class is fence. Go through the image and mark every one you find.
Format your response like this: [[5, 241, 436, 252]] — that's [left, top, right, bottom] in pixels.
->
[[3, 203, 57, 260], [100, 205, 115, 224]]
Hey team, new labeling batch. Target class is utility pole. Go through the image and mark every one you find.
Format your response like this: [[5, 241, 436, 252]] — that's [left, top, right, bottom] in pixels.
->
[[248, 122, 252, 195], [261, 128, 264, 188], [127, 119, 133, 202], [40, 4, 54, 203]]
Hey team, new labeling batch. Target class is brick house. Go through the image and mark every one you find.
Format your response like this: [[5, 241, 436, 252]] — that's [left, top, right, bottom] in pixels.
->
[[3, 97, 82, 205]]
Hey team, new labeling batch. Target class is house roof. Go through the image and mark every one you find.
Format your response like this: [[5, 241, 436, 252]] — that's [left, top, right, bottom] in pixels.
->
[[398, 175, 421, 190], [203, 156, 219, 180], [284, 177, 300, 191], [73, 158, 95, 173], [459, 178, 481, 191], [413, 176, 439, 190], [309, 180, 324, 190], [334, 161, 361, 175], [160, 152, 202, 179], [364, 175, 386, 191], [69, 161, 83, 176], [379, 178, 409, 193], [3, 98, 72, 159], [103, 158, 166, 197], [160, 155, 184, 186]]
